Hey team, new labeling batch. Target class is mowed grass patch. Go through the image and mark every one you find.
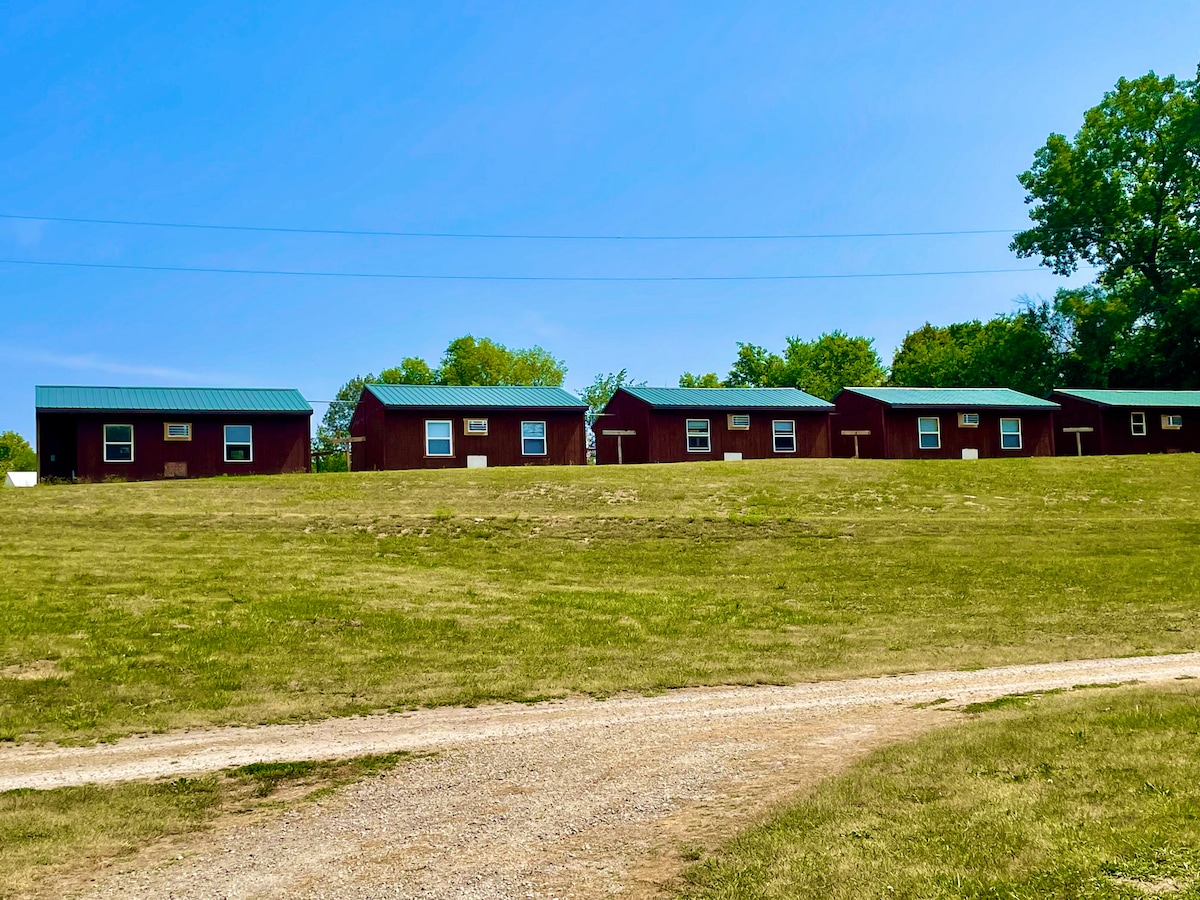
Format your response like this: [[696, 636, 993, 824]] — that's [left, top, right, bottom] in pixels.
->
[[680, 683, 1200, 900], [0, 753, 406, 898], [1, 456, 1198, 742]]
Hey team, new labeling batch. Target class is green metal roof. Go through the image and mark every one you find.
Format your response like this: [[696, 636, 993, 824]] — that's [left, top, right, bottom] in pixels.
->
[[1052, 389, 1200, 409], [842, 387, 1059, 409], [366, 384, 587, 409], [36, 385, 312, 413], [620, 386, 833, 409]]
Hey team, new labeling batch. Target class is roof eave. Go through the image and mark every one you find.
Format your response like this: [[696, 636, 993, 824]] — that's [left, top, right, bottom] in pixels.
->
[[885, 403, 1059, 411]]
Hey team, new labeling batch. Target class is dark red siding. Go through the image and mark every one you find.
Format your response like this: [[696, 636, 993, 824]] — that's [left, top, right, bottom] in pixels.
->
[[350, 399, 586, 470], [1051, 394, 1199, 455], [833, 394, 1055, 458], [595, 391, 830, 464], [830, 391, 889, 459], [37, 411, 311, 481]]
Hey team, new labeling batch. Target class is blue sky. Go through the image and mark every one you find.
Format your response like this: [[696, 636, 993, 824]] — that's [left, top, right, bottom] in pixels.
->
[[2, 1, 1198, 439]]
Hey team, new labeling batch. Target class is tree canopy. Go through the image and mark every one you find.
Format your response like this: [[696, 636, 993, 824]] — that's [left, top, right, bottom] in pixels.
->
[[0, 431, 37, 476], [438, 336, 566, 388], [1011, 67, 1200, 388], [890, 310, 1058, 396], [678, 372, 722, 388], [721, 332, 885, 400]]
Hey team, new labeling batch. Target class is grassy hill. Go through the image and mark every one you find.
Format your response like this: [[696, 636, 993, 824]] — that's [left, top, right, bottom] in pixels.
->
[[1, 456, 1198, 743], [681, 683, 1200, 899]]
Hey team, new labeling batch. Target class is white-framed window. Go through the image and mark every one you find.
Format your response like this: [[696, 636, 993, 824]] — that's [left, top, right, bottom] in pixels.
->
[[224, 425, 253, 462], [464, 418, 489, 435], [686, 419, 710, 452], [772, 420, 796, 453], [425, 420, 453, 457], [1131, 412, 1147, 436], [958, 412, 979, 428], [727, 413, 751, 430], [521, 421, 547, 456], [103, 424, 134, 462], [1000, 417, 1022, 450], [164, 422, 192, 441], [1162, 414, 1183, 430], [917, 417, 940, 450]]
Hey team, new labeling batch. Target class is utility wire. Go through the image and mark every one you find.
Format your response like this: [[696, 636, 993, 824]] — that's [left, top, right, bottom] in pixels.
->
[[0, 257, 1051, 282], [0, 212, 1022, 241]]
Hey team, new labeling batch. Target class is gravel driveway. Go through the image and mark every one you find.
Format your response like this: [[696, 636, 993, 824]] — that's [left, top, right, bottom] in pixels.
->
[[9, 652, 1199, 900]]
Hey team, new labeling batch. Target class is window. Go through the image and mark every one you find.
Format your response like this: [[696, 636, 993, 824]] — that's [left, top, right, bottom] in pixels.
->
[[224, 425, 253, 462], [425, 420, 452, 456], [1163, 414, 1183, 430], [772, 420, 796, 453], [958, 413, 979, 428], [686, 419, 710, 452], [1000, 418, 1022, 450], [521, 421, 547, 456], [1131, 412, 1147, 436], [164, 422, 192, 441], [727, 414, 751, 430], [464, 418, 489, 435], [103, 424, 133, 462], [917, 417, 940, 450]]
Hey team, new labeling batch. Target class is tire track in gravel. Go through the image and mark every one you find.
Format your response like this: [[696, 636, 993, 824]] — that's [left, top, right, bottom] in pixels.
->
[[9, 652, 1200, 899]]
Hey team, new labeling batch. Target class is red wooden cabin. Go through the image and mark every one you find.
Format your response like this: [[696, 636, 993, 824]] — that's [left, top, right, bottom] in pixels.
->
[[594, 387, 833, 464], [832, 387, 1058, 459], [349, 384, 587, 470], [36, 386, 312, 481], [1049, 389, 1200, 455]]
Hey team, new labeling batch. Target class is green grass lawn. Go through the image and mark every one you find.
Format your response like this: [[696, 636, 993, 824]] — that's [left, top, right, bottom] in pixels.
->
[[680, 683, 1200, 899], [1, 456, 1198, 743], [0, 753, 406, 898]]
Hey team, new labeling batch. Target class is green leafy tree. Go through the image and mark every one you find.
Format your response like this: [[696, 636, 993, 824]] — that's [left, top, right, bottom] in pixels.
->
[[439, 336, 566, 387], [0, 430, 37, 476], [725, 343, 785, 387], [579, 369, 645, 430], [1011, 67, 1200, 387], [379, 357, 437, 385], [678, 372, 723, 388], [889, 322, 982, 387], [724, 334, 883, 398], [780, 331, 886, 400], [508, 345, 569, 386], [890, 311, 1058, 396]]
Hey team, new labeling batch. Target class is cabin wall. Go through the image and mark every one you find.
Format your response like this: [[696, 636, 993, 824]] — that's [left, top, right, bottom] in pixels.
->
[[1052, 395, 1107, 456], [354, 407, 585, 469], [349, 390, 390, 471], [593, 390, 652, 464], [882, 409, 1055, 458], [643, 409, 829, 463], [37, 411, 311, 481], [595, 392, 830, 464], [831, 391, 889, 458]]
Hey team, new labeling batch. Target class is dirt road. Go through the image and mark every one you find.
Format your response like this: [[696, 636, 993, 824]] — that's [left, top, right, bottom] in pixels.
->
[[11, 652, 1199, 899]]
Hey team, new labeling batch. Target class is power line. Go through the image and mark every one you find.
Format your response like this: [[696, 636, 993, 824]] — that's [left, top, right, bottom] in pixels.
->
[[0, 257, 1052, 282], [0, 212, 1022, 241]]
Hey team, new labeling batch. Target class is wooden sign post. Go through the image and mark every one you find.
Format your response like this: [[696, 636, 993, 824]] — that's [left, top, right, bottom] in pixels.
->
[[600, 429, 637, 465], [1062, 426, 1093, 457], [840, 429, 871, 460]]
